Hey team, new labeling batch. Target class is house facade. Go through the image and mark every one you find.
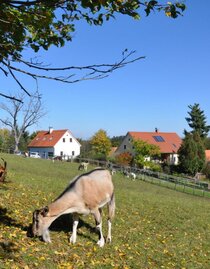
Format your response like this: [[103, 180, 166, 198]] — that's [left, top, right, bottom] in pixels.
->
[[28, 128, 81, 159], [205, 150, 210, 162], [114, 131, 182, 165]]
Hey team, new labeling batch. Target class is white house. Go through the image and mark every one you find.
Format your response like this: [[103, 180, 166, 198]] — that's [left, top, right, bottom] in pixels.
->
[[114, 130, 182, 165], [28, 127, 81, 159]]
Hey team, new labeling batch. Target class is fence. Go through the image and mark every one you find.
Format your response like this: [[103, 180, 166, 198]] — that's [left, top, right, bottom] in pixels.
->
[[1, 149, 210, 199], [73, 157, 210, 199]]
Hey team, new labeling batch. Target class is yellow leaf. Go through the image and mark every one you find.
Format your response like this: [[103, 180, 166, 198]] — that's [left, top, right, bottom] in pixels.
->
[[39, 256, 45, 261]]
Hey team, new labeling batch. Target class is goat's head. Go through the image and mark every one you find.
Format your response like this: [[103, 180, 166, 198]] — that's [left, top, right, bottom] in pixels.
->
[[32, 206, 51, 242]]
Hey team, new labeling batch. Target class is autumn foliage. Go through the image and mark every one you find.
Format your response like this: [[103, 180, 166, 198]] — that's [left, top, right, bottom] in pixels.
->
[[115, 152, 133, 166], [0, 153, 209, 269]]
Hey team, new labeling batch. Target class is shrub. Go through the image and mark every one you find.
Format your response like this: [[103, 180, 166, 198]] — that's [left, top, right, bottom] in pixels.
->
[[115, 152, 133, 166]]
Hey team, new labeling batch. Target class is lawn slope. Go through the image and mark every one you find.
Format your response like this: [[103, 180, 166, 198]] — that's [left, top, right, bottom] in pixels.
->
[[0, 153, 209, 269]]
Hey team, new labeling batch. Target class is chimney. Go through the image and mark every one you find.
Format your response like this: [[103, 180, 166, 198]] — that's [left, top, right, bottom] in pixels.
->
[[155, 128, 158, 133], [49, 126, 53, 134]]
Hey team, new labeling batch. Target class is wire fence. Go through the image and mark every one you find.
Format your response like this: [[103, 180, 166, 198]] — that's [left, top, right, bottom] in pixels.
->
[[1, 149, 210, 199], [73, 157, 210, 199]]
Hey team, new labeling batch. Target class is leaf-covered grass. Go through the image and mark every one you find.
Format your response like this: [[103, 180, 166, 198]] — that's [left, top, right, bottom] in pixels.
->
[[0, 153, 210, 269]]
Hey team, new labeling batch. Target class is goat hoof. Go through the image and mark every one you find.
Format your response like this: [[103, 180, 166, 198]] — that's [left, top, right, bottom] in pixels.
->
[[106, 237, 111, 244], [97, 238, 105, 247], [69, 236, 76, 244]]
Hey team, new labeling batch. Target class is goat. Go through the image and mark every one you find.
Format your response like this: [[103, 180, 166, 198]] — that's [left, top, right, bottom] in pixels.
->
[[78, 162, 89, 171], [31, 168, 115, 247], [130, 172, 136, 180], [110, 168, 116, 175], [0, 158, 7, 182], [123, 171, 136, 180]]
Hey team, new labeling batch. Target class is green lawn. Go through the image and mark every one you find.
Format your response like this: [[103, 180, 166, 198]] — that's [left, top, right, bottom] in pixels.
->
[[0, 153, 210, 269]]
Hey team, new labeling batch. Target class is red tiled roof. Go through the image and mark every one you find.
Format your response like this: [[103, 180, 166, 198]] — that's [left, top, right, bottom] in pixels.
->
[[128, 131, 182, 154], [109, 147, 117, 157], [28, 129, 68, 148], [205, 150, 210, 161]]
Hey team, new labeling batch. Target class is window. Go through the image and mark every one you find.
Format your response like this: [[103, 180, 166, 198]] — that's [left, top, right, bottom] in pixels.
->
[[153, 136, 165, 142], [72, 151, 75, 156], [48, 152, 53, 157], [70, 138, 72, 142], [124, 145, 127, 150], [63, 138, 65, 142], [60, 151, 63, 156]]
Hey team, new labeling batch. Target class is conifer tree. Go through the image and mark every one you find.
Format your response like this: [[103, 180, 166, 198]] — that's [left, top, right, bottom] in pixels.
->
[[185, 103, 210, 138], [178, 132, 205, 176]]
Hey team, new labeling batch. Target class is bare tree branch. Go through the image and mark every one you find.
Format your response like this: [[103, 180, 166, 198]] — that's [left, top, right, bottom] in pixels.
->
[[0, 51, 145, 100], [0, 91, 46, 152], [0, 93, 23, 103]]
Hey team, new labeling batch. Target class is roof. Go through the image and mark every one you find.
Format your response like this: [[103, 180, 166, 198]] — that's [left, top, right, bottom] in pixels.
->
[[28, 129, 78, 148], [109, 147, 118, 157], [128, 131, 182, 154], [205, 150, 210, 161]]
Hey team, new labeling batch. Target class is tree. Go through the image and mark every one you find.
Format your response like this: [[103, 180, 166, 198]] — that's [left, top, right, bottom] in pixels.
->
[[178, 132, 205, 176], [110, 135, 124, 147], [0, 1, 186, 100], [90, 129, 112, 160], [0, 128, 12, 151], [77, 138, 92, 158], [132, 139, 160, 168], [0, 92, 46, 152], [185, 103, 210, 139], [204, 137, 210, 150]]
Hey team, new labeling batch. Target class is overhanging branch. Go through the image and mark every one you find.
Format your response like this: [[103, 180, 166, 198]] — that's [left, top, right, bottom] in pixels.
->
[[0, 50, 145, 100]]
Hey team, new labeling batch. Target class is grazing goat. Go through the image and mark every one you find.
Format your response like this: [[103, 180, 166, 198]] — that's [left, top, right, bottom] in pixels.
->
[[123, 171, 136, 180], [32, 168, 115, 247], [130, 172, 136, 180], [0, 158, 7, 182], [78, 162, 89, 171]]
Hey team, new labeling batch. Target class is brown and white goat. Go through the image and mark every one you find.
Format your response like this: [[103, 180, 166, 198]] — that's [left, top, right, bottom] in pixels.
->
[[32, 168, 115, 247], [0, 158, 7, 182]]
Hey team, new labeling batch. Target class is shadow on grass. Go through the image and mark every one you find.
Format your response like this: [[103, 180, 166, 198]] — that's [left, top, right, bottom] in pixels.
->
[[0, 241, 19, 260], [0, 207, 21, 260], [0, 181, 12, 191], [27, 214, 98, 243], [0, 206, 28, 231]]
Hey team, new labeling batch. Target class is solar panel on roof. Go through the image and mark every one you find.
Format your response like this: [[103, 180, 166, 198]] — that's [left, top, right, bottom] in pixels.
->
[[153, 136, 165, 142]]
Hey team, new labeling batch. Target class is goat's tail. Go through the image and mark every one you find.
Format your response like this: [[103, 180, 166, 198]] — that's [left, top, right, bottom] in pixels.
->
[[108, 192, 115, 220]]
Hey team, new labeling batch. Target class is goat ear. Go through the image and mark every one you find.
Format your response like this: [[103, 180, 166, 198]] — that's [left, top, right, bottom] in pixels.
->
[[41, 206, 49, 217]]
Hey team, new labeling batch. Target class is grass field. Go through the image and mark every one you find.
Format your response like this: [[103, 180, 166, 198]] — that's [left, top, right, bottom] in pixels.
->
[[0, 153, 210, 269]]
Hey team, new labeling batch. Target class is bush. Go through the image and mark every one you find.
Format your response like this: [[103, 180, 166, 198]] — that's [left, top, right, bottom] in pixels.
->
[[144, 161, 162, 172], [115, 152, 133, 166]]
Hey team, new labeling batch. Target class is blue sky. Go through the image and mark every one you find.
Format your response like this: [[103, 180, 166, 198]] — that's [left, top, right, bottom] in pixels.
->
[[1, 0, 210, 139]]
